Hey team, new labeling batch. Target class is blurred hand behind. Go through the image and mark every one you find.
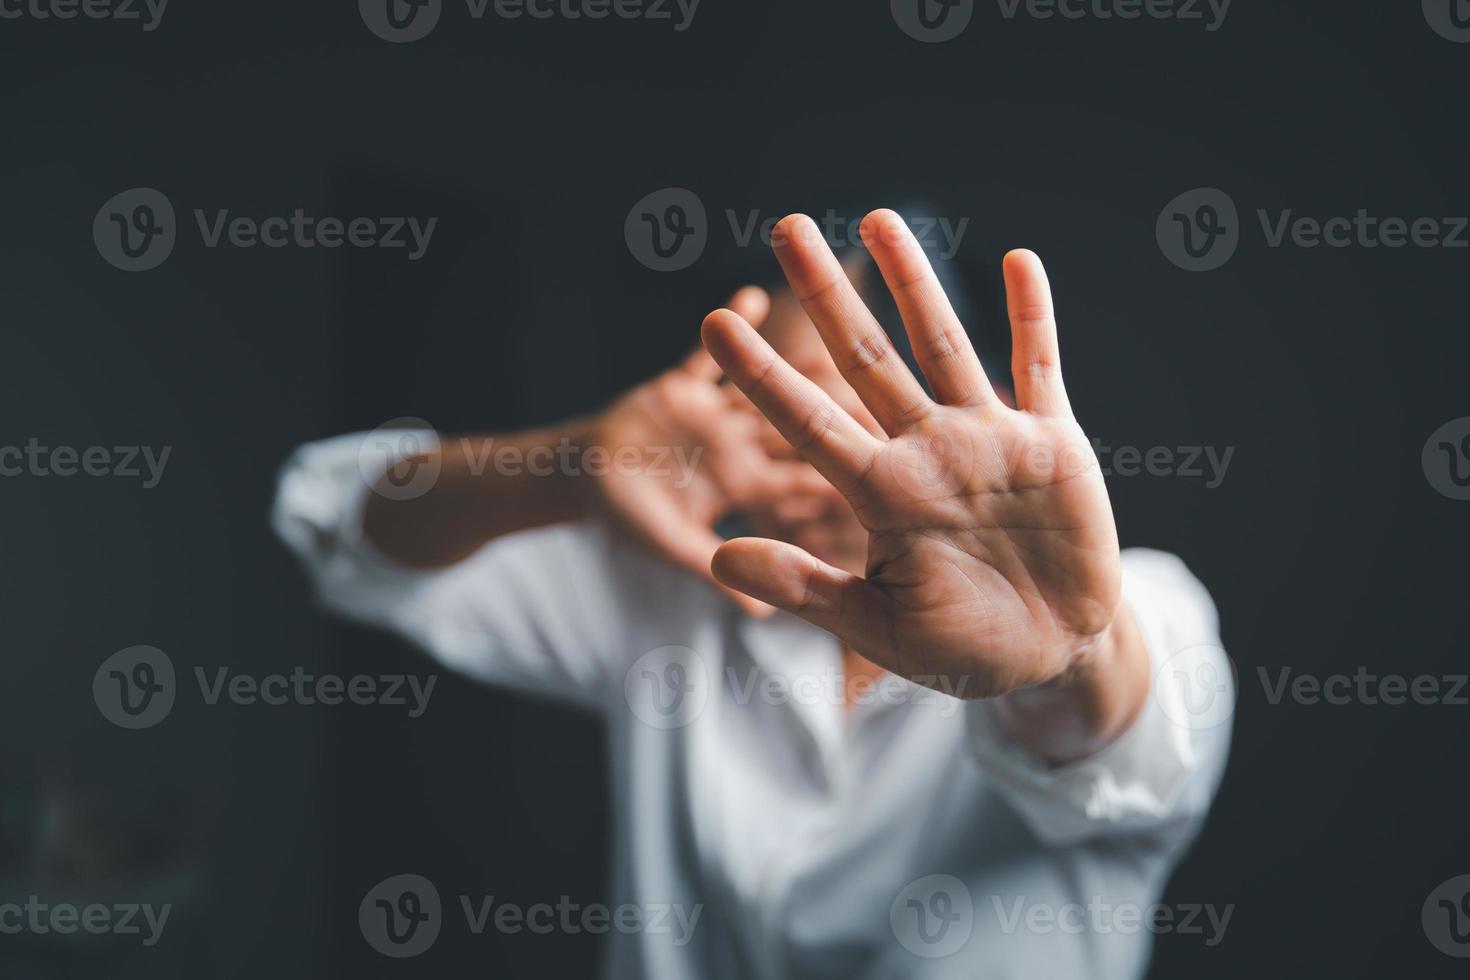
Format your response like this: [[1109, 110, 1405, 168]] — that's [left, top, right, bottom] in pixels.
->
[[585, 286, 839, 616]]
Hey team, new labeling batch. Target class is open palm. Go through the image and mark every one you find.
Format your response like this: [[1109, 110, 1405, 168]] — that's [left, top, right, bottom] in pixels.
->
[[701, 210, 1122, 700]]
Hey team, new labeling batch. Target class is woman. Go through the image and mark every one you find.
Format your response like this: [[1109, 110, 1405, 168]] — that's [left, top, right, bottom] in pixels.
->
[[273, 209, 1231, 977]]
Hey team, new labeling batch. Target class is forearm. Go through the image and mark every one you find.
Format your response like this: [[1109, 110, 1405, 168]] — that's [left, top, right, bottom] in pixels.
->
[[362, 419, 595, 569], [988, 605, 1150, 765]]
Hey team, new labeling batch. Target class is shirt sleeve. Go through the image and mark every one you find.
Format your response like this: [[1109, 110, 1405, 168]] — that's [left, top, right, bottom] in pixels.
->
[[965, 548, 1233, 847], [269, 431, 693, 713]]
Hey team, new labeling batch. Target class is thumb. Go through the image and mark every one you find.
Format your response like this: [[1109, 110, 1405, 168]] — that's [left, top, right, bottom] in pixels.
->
[[711, 537, 888, 647]]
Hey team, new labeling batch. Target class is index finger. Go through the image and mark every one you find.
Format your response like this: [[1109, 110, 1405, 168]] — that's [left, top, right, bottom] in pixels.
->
[[681, 285, 770, 380], [771, 214, 933, 436], [701, 308, 881, 495]]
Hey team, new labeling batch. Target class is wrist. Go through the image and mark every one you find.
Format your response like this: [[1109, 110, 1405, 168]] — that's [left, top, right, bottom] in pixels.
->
[[541, 417, 599, 523], [991, 604, 1150, 765]]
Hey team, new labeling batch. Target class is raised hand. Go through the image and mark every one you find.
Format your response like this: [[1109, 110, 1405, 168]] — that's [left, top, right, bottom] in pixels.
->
[[700, 211, 1126, 700], [587, 286, 837, 617]]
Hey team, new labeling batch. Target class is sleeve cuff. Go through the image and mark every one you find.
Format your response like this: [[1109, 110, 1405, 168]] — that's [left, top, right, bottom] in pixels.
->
[[965, 550, 1232, 846], [270, 431, 442, 623]]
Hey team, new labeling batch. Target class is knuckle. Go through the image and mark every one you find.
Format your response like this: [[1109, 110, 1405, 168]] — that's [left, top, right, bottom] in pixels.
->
[[795, 554, 822, 613], [889, 264, 930, 292], [746, 352, 779, 393], [919, 327, 964, 365], [791, 401, 838, 451], [1016, 356, 1061, 382], [890, 396, 933, 430], [842, 331, 894, 375], [1012, 302, 1056, 325], [794, 274, 842, 305]]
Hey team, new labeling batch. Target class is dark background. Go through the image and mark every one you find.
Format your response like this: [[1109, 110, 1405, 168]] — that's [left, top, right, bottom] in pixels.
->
[[2, 1, 1467, 976]]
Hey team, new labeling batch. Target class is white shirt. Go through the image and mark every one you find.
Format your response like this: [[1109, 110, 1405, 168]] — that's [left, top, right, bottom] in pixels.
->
[[273, 433, 1233, 979]]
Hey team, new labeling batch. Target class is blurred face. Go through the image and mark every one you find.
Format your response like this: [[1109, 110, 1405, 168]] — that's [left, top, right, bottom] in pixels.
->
[[728, 285, 878, 576]]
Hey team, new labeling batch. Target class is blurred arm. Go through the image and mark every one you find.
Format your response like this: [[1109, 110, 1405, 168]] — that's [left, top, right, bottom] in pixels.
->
[[361, 421, 594, 569]]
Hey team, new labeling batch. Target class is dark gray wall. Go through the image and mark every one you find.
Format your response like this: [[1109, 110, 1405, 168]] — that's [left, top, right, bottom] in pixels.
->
[[2, 2, 1468, 977]]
